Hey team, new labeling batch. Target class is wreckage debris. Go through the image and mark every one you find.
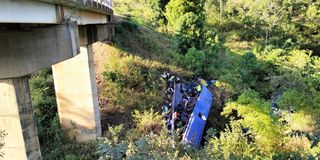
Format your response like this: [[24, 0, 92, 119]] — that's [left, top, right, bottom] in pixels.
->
[[160, 72, 214, 148]]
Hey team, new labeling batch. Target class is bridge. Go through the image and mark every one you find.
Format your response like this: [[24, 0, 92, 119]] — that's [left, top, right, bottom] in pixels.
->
[[0, 0, 114, 159]]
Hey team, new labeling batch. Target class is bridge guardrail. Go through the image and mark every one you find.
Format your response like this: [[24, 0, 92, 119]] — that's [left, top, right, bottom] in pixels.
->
[[98, 0, 112, 8], [83, 0, 112, 8]]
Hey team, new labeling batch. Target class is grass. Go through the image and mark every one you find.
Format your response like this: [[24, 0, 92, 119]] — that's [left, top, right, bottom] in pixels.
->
[[96, 20, 192, 134]]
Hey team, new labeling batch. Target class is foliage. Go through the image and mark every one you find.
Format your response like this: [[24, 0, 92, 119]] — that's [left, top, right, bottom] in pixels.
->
[[29, 69, 98, 160], [97, 124, 202, 160], [113, 0, 156, 25], [165, 0, 205, 54], [181, 47, 206, 75], [221, 90, 320, 158], [239, 52, 260, 87], [222, 91, 283, 155], [206, 0, 320, 54], [29, 69, 58, 145], [133, 109, 164, 133], [38, 117, 98, 160], [204, 120, 261, 159], [97, 125, 128, 160], [175, 12, 205, 53], [0, 129, 6, 158], [102, 0, 320, 158], [102, 36, 192, 111], [107, 7, 320, 157], [102, 52, 168, 111], [165, 0, 205, 29], [148, 0, 170, 25]]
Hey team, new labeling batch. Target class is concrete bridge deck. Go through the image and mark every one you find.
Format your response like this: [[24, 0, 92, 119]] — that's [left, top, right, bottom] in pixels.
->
[[0, 0, 114, 159], [0, 0, 113, 24]]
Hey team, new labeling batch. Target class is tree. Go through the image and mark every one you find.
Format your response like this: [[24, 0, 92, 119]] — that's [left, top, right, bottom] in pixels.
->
[[183, 47, 206, 75], [225, 0, 286, 44], [165, 0, 205, 30], [219, 0, 223, 20], [176, 12, 205, 53], [165, 0, 205, 54], [149, 0, 170, 24]]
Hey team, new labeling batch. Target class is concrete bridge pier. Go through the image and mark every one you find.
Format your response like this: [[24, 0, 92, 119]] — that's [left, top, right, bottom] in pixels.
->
[[0, 22, 79, 160], [52, 43, 102, 142], [50, 24, 114, 142], [0, 77, 41, 160], [0, 0, 114, 159], [0, 22, 112, 159]]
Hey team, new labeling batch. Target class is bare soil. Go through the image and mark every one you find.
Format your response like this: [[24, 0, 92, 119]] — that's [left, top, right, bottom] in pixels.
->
[[93, 42, 135, 134]]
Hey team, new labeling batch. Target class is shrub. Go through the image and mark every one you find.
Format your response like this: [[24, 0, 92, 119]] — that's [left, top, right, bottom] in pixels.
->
[[148, 0, 170, 25], [97, 125, 128, 160], [29, 69, 58, 145], [102, 54, 165, 110], [175, 12, 205, 53], [222, 91, 284, 155], [97, 125, 199, 160], [239, 52, 260, 87], [277, 89, 320, 133], [165, 0, 205, 54], [182, 47, 206, 75], [133, 109, 163, 134], [204, 120, 261, 159]]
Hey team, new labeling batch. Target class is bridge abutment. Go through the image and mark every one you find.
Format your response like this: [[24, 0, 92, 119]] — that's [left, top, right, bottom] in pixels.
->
[[52, 44, 102, 142], [0, 77, 41, 160]]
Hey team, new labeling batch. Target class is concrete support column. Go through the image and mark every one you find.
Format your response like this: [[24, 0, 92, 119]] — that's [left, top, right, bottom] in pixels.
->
[[52, 45, 101, 142], [0, 77, 41, 160]]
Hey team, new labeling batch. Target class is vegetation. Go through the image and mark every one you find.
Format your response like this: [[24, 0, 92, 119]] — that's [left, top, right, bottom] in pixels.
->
[[0, 129, 6, 158], [98, 0, 320, 159], [29, 69, 98, 159], [27, 0, 320, 159]]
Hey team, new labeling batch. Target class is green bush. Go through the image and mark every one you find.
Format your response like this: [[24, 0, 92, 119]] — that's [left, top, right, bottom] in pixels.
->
[[102, 54, 165, 110], [97, 125, 200, 160], [182, 47, 206, 75], [239, 52, 260, 87], [148, 0, 170, 25], [222, 91, 284, 156], [97, 125, 128, 160], [175, 12, 205, 53], [220, 89, 320, 158], [29, 69, 58, 145], [204, 120, 261, 159], [165, 0, 205, 54], [133, 109, 163, 134]]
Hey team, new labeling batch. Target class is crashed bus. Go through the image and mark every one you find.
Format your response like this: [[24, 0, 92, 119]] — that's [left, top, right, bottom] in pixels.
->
[[161, 73, 214, 148]]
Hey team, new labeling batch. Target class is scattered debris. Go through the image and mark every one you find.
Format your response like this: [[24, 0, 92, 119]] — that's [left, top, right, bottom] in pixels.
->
[[160, 72, 215, 148]]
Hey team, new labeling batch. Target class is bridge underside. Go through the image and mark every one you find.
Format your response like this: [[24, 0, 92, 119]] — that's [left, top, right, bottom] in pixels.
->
[[0, 0, 114, 159]]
